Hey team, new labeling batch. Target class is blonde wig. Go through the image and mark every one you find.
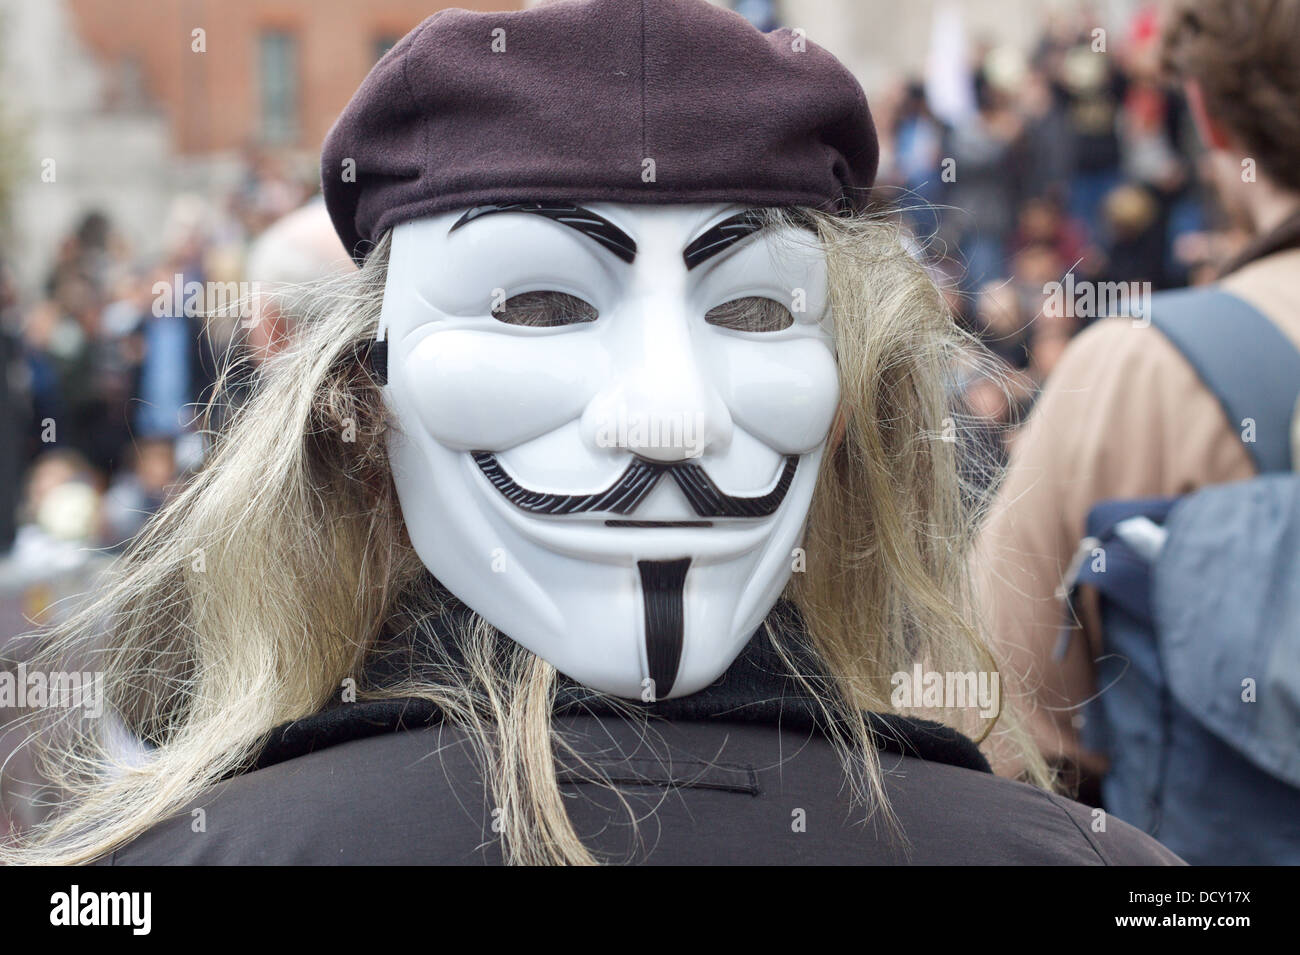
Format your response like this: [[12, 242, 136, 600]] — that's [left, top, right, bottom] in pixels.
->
[[2, 210, 1048, 866]]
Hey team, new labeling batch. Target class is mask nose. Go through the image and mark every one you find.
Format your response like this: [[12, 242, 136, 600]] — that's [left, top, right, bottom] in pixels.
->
[[582, 315, 732, 463]]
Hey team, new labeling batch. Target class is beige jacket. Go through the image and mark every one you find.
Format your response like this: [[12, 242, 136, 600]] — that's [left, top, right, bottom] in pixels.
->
[[976, 246, 1300, 774]]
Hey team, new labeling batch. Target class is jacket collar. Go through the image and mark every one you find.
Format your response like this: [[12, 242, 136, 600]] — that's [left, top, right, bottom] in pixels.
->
[[252, 599, 992, 775]]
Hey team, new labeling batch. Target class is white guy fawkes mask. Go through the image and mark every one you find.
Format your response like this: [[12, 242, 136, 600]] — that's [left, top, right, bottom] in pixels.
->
[[380, 202, 839, 700]]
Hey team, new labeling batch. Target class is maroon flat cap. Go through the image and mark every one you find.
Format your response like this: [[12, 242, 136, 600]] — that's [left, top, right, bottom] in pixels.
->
[[322, 0, 878, 260]]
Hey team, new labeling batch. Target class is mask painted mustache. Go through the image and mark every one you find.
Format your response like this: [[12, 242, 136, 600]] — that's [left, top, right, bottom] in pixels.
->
[[470, 452, 798, 519]]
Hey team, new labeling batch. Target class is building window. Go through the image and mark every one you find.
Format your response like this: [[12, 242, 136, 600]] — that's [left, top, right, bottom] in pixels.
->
[[259, 30, 299, 144]]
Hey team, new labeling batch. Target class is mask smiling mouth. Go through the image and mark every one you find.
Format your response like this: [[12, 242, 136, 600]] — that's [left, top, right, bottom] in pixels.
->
[[468, 450, 800, 698], [469, 451, 798, 522]]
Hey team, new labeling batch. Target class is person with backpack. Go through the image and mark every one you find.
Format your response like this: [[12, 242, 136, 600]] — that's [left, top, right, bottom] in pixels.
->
[[975, 0, 1300, 863]]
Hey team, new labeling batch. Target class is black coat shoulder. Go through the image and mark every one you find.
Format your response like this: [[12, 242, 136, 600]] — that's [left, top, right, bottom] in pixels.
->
[[101, 708, 1181, 866]]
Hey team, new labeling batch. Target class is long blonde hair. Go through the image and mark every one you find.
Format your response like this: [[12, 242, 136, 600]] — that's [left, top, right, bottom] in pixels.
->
[[2, 209, 1048, 865]]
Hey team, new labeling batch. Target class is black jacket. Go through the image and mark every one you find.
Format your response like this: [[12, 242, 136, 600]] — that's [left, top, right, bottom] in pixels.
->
[[101, 612, 1183, 865]]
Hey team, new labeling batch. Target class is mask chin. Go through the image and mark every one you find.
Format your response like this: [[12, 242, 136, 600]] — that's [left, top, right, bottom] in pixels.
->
[[381, 202, 838, 700]]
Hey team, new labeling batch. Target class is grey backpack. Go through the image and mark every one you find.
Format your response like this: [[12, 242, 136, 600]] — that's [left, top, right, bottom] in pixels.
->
[[1074, 287, 1300, 865]]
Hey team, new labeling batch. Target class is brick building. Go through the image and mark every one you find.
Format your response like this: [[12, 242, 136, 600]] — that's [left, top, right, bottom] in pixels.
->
[[0, 0, 523, 288], [66, 0, 522, 156]]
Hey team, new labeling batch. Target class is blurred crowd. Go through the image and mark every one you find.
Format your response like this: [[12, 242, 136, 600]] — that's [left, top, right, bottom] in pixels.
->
[[0, 151, 316, 578], [872, 4, 1246, 479]]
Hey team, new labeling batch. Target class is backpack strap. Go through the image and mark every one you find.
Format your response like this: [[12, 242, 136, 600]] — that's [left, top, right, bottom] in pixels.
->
[[1148, 287, 1300, 474]]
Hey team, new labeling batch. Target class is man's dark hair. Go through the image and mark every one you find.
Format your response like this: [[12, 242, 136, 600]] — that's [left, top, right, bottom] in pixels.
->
[[1162, 0, 1300, 191]]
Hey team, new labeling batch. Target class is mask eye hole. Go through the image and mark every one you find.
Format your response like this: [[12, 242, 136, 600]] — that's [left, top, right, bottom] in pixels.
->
[[491, 290, 598, 327], [704, 296, 794, 334]]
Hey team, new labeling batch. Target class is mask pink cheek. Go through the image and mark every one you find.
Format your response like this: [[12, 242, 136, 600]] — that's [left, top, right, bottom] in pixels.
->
[[397, 328, 604, 450], [722, 341, 840, 454]]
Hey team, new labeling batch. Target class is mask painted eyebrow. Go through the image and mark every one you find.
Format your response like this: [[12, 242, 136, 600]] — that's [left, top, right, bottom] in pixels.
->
[[448, 203, 637, 264], [682, 208, 821, 271], [682, 209, 767, 271]]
